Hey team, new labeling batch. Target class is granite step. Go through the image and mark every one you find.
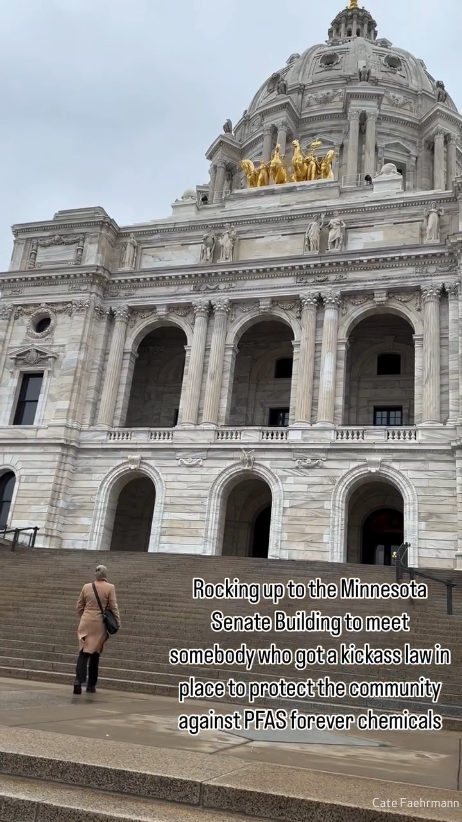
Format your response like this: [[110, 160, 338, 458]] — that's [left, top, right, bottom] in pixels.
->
[[0, 727, 460, 822]]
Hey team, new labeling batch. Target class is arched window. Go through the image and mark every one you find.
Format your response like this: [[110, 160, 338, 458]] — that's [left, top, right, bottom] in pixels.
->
[[0, 472, 15, 528]]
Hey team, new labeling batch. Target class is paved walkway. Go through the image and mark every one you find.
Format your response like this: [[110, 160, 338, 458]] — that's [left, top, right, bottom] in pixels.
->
[[0, 677, 460, 792]]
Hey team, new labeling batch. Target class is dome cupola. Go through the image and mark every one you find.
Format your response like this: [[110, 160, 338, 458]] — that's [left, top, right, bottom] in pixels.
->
[[328, 1, 378, 42]]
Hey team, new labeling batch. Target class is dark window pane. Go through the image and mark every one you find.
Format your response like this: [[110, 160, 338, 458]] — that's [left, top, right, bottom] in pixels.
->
[[13, 373, 43, 425], [35, 317, 51, 333], [172, 409, 179, 426], [0, 471, 15, 528], [268, 408, 289, 427], [377, 354, 401, 375], [274, 358, 293, 379], [374, 407, 403, 426]]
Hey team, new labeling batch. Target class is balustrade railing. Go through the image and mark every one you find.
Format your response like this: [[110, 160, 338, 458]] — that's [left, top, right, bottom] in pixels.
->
[[107, 430, 132, 442], [260, 428, 288, 442], [216, 429, 242, 441], [149, 430, 173, 442], [336, 428, 365, 441], [386, 428, 417, 441]]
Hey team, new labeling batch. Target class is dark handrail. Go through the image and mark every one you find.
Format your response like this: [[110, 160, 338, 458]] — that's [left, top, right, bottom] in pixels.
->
[[393, 542, 462, 615], [0, 526, 39, 551]]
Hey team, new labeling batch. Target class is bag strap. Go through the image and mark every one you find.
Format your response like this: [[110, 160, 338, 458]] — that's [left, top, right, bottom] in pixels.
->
[[92, 582, 105, 615]]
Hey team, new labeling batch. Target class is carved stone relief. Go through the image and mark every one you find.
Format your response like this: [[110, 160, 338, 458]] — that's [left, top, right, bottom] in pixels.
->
[[27, 234, 85, 269]]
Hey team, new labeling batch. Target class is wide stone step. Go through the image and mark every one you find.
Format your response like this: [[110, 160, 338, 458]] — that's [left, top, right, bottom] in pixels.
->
[[0, 727, 460, 822]]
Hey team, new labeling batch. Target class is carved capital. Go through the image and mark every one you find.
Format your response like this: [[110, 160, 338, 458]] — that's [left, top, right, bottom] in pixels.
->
[[321, 291, 342, 309], [447, 133, 459, 145], [211, 299, 230, 315], [447, 280, 461, 299], [276, 119, 289, 132], [348, 108, 361, 121], [433, 128, 446, 140], [300, 293, 318, 311], [422, 284, 442, 303], [216, 159, 227, 169], [192, 300, 209, 319], [114, 305, 130, 322], [367, 111, 379, 122], [263, 124, 273, 135]]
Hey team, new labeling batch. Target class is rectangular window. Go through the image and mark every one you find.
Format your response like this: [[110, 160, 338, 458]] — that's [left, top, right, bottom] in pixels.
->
[[268, 408, 290, 427], [374, 407, 403, 426], [13, 373, 43, 425], [172, 409, 179, 426]]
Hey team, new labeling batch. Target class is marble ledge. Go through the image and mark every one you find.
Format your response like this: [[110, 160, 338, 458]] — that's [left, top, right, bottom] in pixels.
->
[[76, 425, 458, 448]]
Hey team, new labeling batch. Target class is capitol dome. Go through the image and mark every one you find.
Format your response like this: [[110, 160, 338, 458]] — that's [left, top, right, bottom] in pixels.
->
[[205, 0, 461, 197]]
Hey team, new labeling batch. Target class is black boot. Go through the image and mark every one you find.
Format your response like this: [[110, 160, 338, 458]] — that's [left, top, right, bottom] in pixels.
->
[[73, 678, 82, 695], [74, 651, 89, 694], [86, 653, 100, 693]]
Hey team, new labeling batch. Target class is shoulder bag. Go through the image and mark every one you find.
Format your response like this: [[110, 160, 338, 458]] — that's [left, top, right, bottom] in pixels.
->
[[92, 582, 119, 636]]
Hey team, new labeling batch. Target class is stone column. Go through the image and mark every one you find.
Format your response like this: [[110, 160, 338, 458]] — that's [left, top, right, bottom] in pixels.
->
[[433, 129, 446, 190], [201, 300, 230, 426], [447, 134, 458, 188], [208, 164, 217, 203], [294, 293, 318, 425], [97, 306, 130, 427], [377, 146, 385, 176], [316, 292, 341, 426], [181, 301, 209, 425], [408, 156, 416, 191], [448, 281, 460, 424], [455, 452, 462, 567], [213, 160, 226, 203], [276, 121, 289, 156], [421, 285, 442, 424], [346, 109, 361, 183], [413, 334, 423, 425], [262, 125, 273, 163], [364, 111, 378, 178]]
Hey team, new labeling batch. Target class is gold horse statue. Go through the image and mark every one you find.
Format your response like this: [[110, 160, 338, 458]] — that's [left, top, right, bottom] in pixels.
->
[[240, 159, 258, 188], [291, 140, 307, 182], [257, 160, 270, 186], [270, 144, 288, 184]]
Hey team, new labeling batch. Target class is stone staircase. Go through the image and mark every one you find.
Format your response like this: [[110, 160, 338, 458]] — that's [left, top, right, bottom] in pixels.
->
[[0, 547, 461, 723]]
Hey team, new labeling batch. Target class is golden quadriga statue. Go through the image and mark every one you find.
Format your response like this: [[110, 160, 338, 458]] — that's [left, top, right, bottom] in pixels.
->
[[240, 140, 335, 188]]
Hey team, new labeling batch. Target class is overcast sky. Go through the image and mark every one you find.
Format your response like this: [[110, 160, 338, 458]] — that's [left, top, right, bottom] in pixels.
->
[[0, 0, 459, 269]]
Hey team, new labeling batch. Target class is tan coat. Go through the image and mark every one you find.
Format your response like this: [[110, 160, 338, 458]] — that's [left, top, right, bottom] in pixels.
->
[[77, 580, 120, 654]]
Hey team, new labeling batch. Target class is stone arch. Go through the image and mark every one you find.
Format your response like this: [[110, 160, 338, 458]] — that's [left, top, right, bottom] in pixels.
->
[[339, 300, 422, 339], [203, 462, 283, 558], [87, 461, 165, 552], [126, 315, 193, 354], [349, 341, 413, 383], [330, 463, 418, 566], [226, 308, 301, 346]]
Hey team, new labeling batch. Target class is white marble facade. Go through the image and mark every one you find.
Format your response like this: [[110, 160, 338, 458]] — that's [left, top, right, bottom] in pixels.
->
[[2, 4, 462, 569]]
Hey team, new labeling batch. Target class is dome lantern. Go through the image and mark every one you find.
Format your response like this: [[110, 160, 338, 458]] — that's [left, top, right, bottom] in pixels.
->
[[328, 2, 378, 42]]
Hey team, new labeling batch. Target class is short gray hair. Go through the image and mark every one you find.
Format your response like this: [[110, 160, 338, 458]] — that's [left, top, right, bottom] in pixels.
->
[[95, 565, 107, 580]]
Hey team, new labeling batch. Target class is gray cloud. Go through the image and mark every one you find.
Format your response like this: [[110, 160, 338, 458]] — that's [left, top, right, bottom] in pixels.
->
[[0, 0, 459, 268]]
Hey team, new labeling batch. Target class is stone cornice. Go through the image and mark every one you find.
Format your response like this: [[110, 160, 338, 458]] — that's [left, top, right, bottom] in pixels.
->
[[420, 105, 462, 136], [12, 217, 119, 238], [0, 266, 110, 289]]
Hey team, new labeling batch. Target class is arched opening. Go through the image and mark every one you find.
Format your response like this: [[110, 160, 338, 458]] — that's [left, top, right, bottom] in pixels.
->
[[222, 478, 272, 557], [227, 320, 294, 427], [344, 314, 415, 426], [125, 326, 187, 427], [346, 480, 404, 564], [109, 476, 156, 552], [0, 472, 15, 528]]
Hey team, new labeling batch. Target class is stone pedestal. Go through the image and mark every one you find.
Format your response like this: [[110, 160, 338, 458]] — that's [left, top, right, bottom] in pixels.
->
[[97, 307, 129, 428], [372, 171, 404, 195], [316, 292, 341, 426]]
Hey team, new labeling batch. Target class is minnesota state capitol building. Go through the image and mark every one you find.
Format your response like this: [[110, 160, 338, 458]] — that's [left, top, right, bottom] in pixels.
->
[[2, 0, 462, 569]]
